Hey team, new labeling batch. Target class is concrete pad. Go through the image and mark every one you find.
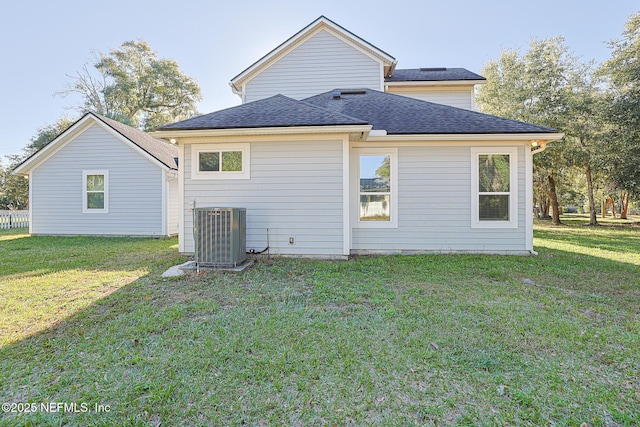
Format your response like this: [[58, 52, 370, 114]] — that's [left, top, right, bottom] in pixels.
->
[[161, 261, 193, 278], [162, 260, 254, 277], [181, 260, 255, 272]]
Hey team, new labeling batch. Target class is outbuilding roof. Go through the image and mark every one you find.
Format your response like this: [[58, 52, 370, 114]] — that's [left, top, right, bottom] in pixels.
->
[[14, 112, 178, 175], [94, 114, 178, 169]]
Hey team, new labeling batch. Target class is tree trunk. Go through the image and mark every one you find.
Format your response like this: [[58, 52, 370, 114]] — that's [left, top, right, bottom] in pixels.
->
[[547, 172, 562, 225], [537, 193, 550, 219], [584, 160, 598, 226], [606, 196, 616, 218], [621, 192, 629, 219], [541, 197, 550, 219]]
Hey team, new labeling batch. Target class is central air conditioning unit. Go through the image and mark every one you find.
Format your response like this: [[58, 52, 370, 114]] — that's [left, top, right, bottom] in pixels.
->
[[194, 207, 247, 268]]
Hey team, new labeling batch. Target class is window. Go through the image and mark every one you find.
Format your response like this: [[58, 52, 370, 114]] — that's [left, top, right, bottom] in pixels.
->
[[356, 148, 398, 228], [192, 144, 250, 179], [82, 170, 109, 213], [471, 147, 517, 228]]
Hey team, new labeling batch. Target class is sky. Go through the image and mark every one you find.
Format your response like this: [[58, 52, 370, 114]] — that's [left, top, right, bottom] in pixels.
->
[[0, 0, 637, 159]]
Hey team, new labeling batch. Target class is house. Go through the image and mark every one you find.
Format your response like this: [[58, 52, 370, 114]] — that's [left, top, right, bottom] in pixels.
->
[[14, 112, 179, 236], [153, 16, 562, 257]]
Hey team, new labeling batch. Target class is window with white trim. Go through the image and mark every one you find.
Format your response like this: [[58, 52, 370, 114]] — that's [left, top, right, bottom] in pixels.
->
[[192, 143, 250, 179], [355, 148, 398, 228], [82, 170, 109, 213], [471, 147, 518, 228]]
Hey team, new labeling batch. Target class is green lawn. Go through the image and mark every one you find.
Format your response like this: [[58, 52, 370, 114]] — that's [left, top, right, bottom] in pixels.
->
[[0, 217, 638, 426]]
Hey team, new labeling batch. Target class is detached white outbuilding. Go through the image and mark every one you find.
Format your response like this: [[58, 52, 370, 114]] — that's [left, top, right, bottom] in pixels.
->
[[14, 112, 179, 236]]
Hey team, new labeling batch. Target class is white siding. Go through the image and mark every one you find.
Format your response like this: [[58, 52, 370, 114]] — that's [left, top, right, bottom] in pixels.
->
[[244, 29, 382, 102], [351, 145, 527, 253], [167, 174, 179, 235], [182, 139, 344, 256], [386, 86, 475, 110], [30, 124, 165, 236]]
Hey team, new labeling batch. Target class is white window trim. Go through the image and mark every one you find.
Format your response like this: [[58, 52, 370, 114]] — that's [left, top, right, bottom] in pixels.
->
[[191, 143, 250, 180], [354, 147, 398, 228], [82, 170, 109, 214], [471, 147, 518, 228]]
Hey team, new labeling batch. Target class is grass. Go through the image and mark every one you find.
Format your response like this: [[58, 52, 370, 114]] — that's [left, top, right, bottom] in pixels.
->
[[0, 217, 638, 426]]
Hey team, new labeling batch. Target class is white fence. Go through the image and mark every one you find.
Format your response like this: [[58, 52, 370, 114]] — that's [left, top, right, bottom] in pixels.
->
[[0, 210, 29, 229]]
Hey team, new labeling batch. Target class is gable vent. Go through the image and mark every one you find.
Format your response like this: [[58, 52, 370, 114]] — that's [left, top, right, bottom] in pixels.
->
[[419, 67, 447, 72]]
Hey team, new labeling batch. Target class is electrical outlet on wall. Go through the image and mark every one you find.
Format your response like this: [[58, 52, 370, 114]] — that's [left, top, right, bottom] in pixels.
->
[[289, 237, 295, 245]]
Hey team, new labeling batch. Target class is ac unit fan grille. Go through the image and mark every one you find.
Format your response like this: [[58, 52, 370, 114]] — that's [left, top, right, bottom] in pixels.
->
[[195, 207, 247, 267]]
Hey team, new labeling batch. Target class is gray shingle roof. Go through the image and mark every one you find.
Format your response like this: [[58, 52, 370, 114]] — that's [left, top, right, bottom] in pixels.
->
[[158, 90, 556, 136], [302, 89, 556, 134], [158, 94, 368, 130], [93, 113, 178, 169], [386, 68, 485, 82]]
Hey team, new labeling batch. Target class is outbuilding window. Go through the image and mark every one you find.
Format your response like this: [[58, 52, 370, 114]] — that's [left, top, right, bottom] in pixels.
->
[[82, 170, 109, 213]]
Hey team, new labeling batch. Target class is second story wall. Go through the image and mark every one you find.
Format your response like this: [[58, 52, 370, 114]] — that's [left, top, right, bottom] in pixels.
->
[[386, 85, 476, 110], [243, 29, 383, 103]]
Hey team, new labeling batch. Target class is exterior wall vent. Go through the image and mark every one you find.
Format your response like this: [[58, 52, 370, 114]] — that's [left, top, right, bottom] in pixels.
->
[[194, 207, 247, 268]]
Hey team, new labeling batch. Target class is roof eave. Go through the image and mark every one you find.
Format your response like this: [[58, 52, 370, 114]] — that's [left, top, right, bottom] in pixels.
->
[[152, 124, 373, 139], [385, 79, 487, 87], [364, 132, 564, 142]]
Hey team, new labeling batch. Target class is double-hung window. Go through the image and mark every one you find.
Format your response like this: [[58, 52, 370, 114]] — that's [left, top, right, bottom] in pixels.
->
[[471, 147, 518, 228], [356, 148, 398, 228], [82, 170, 109, 213], [192, 144, 250, 179]]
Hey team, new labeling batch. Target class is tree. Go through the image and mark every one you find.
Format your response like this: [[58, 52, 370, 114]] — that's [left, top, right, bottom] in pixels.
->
[[24, 116, 76, 156], [0, 157, 28, 210], [60, 40, 202, 131], [598, 12, 640, 201], [0, 117, 76, 210], [477, 37, 604, 225]]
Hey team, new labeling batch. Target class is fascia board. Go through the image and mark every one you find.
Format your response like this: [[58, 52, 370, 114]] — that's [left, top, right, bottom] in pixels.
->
[[385, 80, 487, 87], [364, 133, 565, 143], [151, 125, 373, 139]]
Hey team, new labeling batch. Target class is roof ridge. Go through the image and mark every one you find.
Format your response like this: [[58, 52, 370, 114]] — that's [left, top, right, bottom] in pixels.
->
[[296, 95, 369, 124]]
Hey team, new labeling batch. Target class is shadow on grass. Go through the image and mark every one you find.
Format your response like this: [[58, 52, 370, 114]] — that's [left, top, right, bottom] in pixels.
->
[[0, 232, 179, 277]]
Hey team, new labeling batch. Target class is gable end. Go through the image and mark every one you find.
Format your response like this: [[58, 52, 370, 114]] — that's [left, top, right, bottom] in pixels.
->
[[230, 16, 396, 92]]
